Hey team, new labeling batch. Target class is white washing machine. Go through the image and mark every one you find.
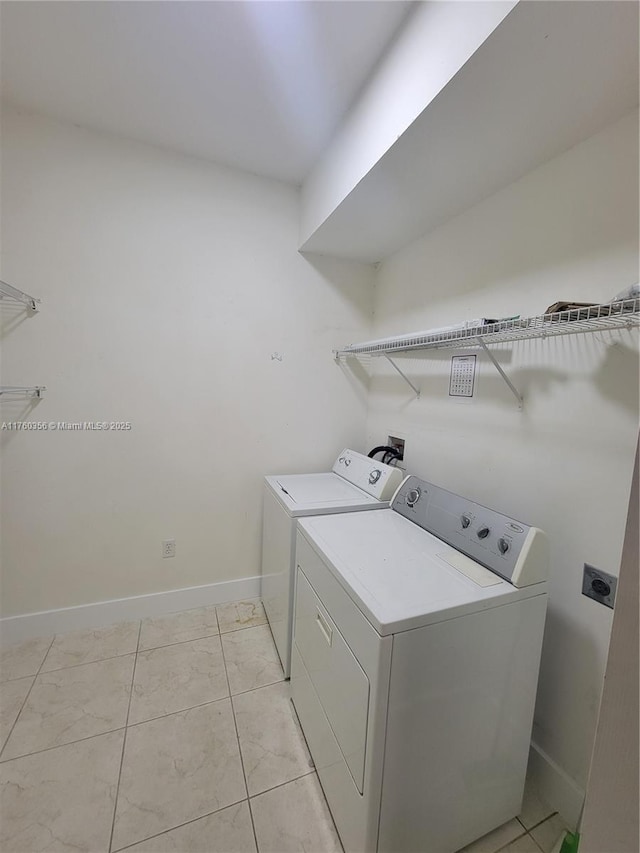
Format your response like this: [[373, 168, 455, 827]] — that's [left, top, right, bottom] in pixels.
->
[[261, 449, 403, 678], [291, 474, 549, 853]]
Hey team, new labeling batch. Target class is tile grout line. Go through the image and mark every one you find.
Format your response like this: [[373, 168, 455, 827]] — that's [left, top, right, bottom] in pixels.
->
[[525, 831, 546, 853], [108, 620, 142, 853], [218, 606, 261, 853], [235, 606, 294, 852], [0, 725, 128, 764], [125, 690, 228, 729], [491, 828, 529, 852], [483, 813, 558, 853], [0, 605, 263, 667], [0, 633, 242, 682], [519, 811, 559, 833], [0, 634, 56, 760], [0, 670, 51, 685], [108, 604, 271, 853], [1, 620, 142, 678], [2, 710, 315, 795], [109, 797, 250, 853], [36, 647, 139, 675], [0, 624, 141, 764], [0, 678, 288, 764], [0, 604, 272, 837], [123, 656, 284, 729], [231, 676, 285, 699], [261, 695, 340, 846], [249, 768, 317, 801], [138, 628, 220, 654], [135, 618, 267, 654], [0, 609, 281, 760]]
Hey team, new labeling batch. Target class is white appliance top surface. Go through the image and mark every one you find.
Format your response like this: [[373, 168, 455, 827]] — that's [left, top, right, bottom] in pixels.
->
[[265, 473, 380, 517], [298, 510, 547, 635]]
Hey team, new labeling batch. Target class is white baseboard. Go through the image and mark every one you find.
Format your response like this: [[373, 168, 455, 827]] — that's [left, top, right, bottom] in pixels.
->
[[528, 740, 585, 831], [0, 576, 261, 645]]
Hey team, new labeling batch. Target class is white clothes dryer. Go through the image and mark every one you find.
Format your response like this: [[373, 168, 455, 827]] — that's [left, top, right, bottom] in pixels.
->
[[291, 474, 549, 853], [261, 449, 403, 678]]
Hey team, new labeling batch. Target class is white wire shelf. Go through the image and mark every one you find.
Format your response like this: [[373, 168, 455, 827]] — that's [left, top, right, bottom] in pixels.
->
[[335, 299, 640, 357], [0, 386, 46, 399], [0, 280, 40, 312], [334, 298, 640, 407]]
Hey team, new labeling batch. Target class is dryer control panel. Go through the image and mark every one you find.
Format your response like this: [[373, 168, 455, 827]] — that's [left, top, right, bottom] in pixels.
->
[[392, 475, 549, 587], [332, 449, 403, 502]]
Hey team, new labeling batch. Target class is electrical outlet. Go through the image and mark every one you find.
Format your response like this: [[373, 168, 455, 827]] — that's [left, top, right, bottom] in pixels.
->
[[582, 564, 616, 608], [162, 539, 176, 559], [387, 435, 405, 461]]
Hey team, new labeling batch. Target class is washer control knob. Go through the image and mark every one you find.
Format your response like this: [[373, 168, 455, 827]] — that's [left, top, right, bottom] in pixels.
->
[[498, 537, 510, 554], [369, 469, 382, 484], [406, 488, 421, 507], [477, 526, 490, 540], [461, 514, 471, 529]]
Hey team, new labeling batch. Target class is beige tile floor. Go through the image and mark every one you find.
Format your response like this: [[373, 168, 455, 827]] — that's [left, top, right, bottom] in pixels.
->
[[0, 598, 568, 853]]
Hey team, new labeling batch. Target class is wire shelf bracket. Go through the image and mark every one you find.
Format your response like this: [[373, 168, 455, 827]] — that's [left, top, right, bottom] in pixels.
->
[[0, 386, 46, 399], [476, 337, 523, 409], [0, 280, 40, 312], [384, 354, 421, 398]]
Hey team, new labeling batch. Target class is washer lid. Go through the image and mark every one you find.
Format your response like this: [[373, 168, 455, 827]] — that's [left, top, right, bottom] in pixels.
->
[[265, 473, 380, 517], [298, 510, 547, 635]]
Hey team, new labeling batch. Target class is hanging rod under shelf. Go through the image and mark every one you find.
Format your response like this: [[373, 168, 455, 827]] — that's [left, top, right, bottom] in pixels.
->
[[0, 280, 40, 312], [0, 386, 46, 399]]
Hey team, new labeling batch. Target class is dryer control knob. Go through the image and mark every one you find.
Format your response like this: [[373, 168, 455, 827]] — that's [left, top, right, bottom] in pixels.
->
[[477, 526, 490, 540], [498, 537, 510, 554], [461, 514, 471, 529], [369, 469, 382, 484], [406, 488, 421, 507]]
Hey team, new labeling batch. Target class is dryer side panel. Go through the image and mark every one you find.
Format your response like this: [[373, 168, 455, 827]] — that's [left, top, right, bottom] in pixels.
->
[[379, 593, 548, 853]]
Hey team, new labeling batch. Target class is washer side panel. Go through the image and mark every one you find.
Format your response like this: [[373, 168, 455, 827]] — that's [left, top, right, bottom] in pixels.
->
[[261, 483, 296, 675]]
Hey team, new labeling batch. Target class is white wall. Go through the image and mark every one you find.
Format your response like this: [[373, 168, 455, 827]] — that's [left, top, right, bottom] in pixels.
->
[[366, 111, 639, 820], [0, 108, 374, 617]]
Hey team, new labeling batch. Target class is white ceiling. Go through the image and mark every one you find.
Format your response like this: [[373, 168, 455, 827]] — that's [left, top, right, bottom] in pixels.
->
[[0, 0, 415, 185]]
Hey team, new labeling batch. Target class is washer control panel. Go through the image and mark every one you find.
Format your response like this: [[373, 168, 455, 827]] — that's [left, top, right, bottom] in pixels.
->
[[392, 475, 549, 586], [332, 449, 404, 502]]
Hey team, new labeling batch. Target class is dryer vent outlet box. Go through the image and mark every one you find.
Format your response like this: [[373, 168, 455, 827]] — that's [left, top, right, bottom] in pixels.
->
[[387, 436, 405, 460]]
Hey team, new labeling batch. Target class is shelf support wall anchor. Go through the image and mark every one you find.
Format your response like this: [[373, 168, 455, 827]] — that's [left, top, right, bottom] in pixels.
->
[[0, 280, 40, 312], [475, 338, 523, 408], [384, 355, 421, 398], [0, 386, 46, 399]]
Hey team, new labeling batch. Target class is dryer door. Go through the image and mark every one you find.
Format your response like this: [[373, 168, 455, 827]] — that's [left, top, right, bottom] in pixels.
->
[[294, 567, 370, 793]]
